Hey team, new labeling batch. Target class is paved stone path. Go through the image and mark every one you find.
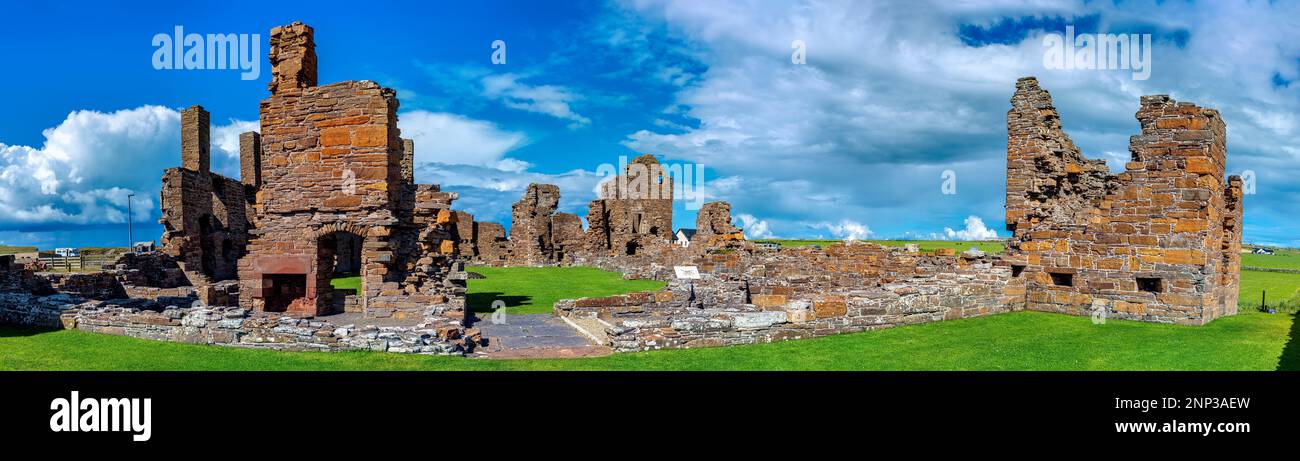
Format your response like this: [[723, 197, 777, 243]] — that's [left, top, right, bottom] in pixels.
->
[[471, 313, 610, 359]]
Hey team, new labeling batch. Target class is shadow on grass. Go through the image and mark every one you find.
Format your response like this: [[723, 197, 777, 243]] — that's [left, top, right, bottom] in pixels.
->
[[466, 292, 532, 314], [1277, 313, 1300, 371], [0, 324, 60, 338]]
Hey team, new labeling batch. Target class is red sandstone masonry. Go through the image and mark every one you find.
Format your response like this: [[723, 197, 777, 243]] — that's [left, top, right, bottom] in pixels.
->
[[1003, 77, 1241, 325], [156, 22, 468, 319]]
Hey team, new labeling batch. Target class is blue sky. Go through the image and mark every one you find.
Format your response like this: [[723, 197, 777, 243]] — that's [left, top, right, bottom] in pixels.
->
[[1, 0, 1298, 249]]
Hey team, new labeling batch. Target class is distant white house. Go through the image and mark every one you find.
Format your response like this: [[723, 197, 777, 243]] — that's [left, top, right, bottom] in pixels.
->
[[54, 248, 80, 258], [133, 241, 157, 253], [674, 228, 696, 248], [1252, 247, 1275, 255]]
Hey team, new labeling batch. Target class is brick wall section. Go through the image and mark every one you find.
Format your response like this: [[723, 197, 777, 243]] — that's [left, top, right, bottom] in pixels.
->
[[452, 210, 476, 256], [1003, 77, 1242, 325], [550, 212, 584, 262]]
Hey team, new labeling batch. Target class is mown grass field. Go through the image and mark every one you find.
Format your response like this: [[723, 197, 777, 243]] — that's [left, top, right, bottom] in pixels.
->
[[465, 266, 665, 315], [3, 241, 1300, 371], [1242, 247, 1300, 270], [3, 309, 1294, 371]]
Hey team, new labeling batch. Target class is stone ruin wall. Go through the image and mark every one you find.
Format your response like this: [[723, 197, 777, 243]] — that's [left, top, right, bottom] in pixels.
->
[[585, 154, 674, 257], [557, 242, 1015, 352], [159, 106, 252, 286], [2, 245, 476, 356], [503, 184, 587, 266], [1004, 77, 1242, 325], [691, 201, 744, 246], [3, 65, 1250, 357], [229, 22, 464, 319]]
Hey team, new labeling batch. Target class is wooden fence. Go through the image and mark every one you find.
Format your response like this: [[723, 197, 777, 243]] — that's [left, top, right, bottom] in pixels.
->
[[36, 254, 119, 272]]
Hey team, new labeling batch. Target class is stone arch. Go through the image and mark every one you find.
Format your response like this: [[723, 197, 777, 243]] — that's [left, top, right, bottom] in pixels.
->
[[306, 222, 370, 241]]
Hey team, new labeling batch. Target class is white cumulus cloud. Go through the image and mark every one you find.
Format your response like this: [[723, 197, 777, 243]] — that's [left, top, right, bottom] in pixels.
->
[[398, 110, 530, 172], [0, 105, 251, 228], [942, 215, 999, 241], [734, 213, 774, 238], [810, 219, 873, 241]]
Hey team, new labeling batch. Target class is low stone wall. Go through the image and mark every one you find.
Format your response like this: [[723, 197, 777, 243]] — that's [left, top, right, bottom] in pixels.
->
[[0, 293, 82, 328], [556, 265, 1015, 352], [1, 292, 476, 355], [38, 272, 127, 300]]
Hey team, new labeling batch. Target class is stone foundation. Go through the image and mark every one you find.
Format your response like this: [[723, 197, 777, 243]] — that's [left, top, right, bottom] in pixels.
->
[[1, 292, 475, 355], [557, 242, 1014, 352]]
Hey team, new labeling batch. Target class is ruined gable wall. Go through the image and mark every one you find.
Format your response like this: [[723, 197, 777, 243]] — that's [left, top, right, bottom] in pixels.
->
[[1004, 77, 1240, 325], [509, 183, 560, 265]]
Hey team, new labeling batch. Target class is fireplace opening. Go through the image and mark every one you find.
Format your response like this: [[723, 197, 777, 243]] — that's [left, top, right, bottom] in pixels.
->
[[264, 274, 307, 312]]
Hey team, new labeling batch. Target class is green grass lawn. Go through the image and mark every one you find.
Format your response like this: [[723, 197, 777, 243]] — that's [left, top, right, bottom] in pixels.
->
[[1239, 270, 1300, 310], [3, 265, 1299, 371], [466, 266, 665, 315], [330, 273, 361, 291], [756, 239, 1005, 254], [3, 309, 1295, 371]]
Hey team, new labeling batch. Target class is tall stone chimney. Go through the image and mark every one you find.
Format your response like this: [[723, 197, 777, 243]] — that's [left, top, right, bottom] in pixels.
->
[[268, 21, 317, 94], [181, 105, 210, 173], [239, 131, 262, 187]]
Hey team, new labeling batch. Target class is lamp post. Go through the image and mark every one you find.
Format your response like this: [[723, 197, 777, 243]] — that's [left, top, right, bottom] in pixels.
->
[[127, 193, 135, 254]]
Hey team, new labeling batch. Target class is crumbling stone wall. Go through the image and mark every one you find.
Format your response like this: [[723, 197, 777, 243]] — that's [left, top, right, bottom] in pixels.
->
[[505, 183, 587, 266], [38, 273, 126, 301], [159, 105, 251, 285], [585, 154, 674, 256], [1, 295, 473, 355], [211, 21, 464, 318], [1004, 77, 1242, 325], [550, 212, 585, 262], [509, 184, 561, 265], [557, 242, 1013, 351], [472, 221, 510, 265], [691, 200, 745, 249], [110, 252, 196, 299]]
